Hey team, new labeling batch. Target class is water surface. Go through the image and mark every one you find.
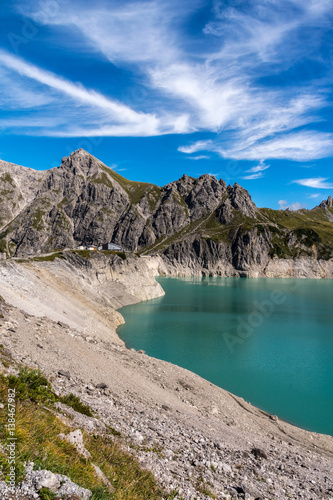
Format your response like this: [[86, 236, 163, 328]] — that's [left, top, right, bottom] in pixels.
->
[[118, 277, 333, 435]]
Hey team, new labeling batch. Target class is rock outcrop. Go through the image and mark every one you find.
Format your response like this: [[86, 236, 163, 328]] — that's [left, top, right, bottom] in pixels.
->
[[1, 149, 333, 277]]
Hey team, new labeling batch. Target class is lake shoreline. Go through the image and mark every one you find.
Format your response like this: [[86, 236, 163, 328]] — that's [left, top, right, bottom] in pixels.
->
[[1, 253, 332, 499]]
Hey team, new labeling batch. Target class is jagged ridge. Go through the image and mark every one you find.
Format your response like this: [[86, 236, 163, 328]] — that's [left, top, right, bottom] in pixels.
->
[[1, 149, 333, 275]]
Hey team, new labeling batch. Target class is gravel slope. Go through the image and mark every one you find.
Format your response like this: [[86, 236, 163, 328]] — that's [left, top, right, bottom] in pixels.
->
[[0, 253, 332, 499]]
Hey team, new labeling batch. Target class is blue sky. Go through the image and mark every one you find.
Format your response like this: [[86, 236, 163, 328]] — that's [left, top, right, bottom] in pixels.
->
[[0, 0, 333, 209]]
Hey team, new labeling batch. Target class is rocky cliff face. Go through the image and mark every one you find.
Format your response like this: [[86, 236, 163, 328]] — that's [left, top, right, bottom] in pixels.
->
[[1, 149, 333, 277]]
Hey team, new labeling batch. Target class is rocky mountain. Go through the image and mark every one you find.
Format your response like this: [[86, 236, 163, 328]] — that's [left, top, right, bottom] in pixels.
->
[[1, 149, 333, 276]]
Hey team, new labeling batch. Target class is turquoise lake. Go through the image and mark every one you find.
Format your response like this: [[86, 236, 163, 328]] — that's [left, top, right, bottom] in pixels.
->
[[117, 277, 333, 436]]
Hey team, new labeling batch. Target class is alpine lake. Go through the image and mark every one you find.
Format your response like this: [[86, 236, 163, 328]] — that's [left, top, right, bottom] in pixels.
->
[[117, 277, 333, 436]]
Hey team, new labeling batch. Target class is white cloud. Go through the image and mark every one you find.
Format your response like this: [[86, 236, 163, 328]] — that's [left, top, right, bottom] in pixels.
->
[[278, 199, 304, 210], [0, 51, 155, 124], [3, 0, 333, 165], [181, 131, 333, 161], [308, 193, 320, 198], [289, 202, 304, 211], [178, 141, 213, 154], [187, 155, 210, 160], [244, 161, 270, 176], [241, 172, 265, 180], [0, 50, 191, 137], [292, 177, 333, 189], [246, 161, 270, 174], [278, 200, 289, 209]]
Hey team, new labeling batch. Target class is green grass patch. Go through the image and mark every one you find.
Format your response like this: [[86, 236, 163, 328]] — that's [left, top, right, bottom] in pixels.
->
[[100, 164, 160, 205], [91, 172, 114, 190], [73, 250, 93, 259], [39, 487, 56, 500], [1, 173, 15, 186], [60, 393, 93, 417], [31, 207, 45, 231], [6, 368, 92, 417], [7, 368, 56, 404], [0, 369, 165, 499], [31, 252, 65, 262]]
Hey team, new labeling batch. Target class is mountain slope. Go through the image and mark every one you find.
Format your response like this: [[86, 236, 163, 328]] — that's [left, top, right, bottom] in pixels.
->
[[0, 160, 45, 229], [0, 149, 333, 276]]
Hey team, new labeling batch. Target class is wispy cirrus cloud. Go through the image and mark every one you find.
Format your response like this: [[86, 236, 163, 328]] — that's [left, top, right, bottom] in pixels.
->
[[180, 131, 333, 161], [308, 193, 320, 199], [241, 160, 270, 180], [178, 141, 213, 154], [187, 155, 210, 160], [242, 172, 265, 180], [292, 177, 333, 189], [1, 0, 333, 165], [0, 50, 190, 136]]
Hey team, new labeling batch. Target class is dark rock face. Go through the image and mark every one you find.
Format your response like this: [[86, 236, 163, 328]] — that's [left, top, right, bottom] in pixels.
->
[[1, 149, 333, 272], [320, 196, 333, 209], [163, 237, 233, 275], [231, 227, 272, 271]]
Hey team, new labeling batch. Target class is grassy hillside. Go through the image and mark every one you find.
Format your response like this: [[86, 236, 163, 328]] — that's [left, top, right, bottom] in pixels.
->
[[0, 348, 169, 500]]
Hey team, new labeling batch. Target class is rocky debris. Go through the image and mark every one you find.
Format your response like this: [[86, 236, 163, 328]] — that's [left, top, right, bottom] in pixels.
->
[[59, 429, 91, 459], [0, 255, 332, 499], [91, 464, 115, 494], [95, 382, 107, 389], [58, 369, 71, 380], [55, 402, 106, 434], [0, 462, 92, 500], [34, 469, 60, 491], [250, 447, 268, 460]]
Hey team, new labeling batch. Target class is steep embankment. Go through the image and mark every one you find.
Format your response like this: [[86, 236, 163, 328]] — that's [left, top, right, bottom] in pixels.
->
[[0, 252, 332, 499], [1, 149, 333, 277]]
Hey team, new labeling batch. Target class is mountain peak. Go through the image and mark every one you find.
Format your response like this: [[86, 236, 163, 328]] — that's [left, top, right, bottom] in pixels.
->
[[61, 149, 101, 177], [319, 196, 333, 209]]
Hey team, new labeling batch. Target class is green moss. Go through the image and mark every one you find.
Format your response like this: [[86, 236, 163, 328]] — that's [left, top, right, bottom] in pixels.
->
[[0, 238, 7, 254], [0, 189, 13, 197], [57, 196, 69, 207]]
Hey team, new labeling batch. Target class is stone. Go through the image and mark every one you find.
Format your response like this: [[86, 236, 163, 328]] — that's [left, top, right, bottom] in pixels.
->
[[95, 382, 108, 389], [58, 369, 71, 380], [34, 470, 60, 491], [251, 448, 268, 460], [91, 464, 115, 493], [60, 429, 91, 459]]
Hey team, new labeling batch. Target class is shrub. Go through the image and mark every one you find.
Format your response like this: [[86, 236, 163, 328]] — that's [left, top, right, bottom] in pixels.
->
[[8, 368, 56, 404], [60, 393, 93, 417]]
